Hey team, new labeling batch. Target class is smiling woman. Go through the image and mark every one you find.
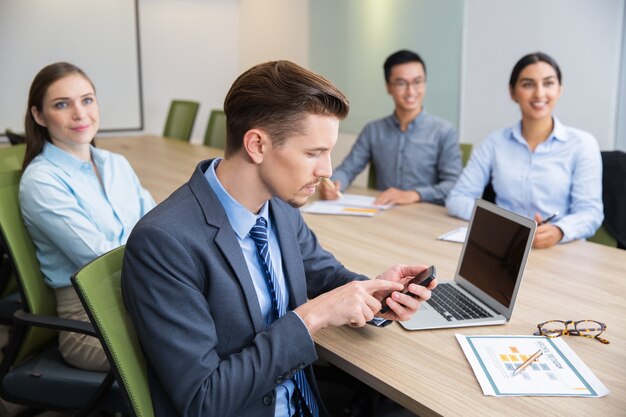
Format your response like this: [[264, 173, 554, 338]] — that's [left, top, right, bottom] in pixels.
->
[[18, 62, 155, 372], [446, 52, 604, 249]]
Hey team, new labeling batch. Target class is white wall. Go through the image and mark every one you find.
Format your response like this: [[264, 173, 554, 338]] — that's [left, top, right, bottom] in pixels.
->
[[136, 0, 239, 143], [0, 0, 142, 133], [460, 0, 624, 150], [135, 0, 309, 144], [239, 0, 309, 71]]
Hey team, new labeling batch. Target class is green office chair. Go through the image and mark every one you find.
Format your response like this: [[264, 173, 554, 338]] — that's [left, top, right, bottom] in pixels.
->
[[459, 143, 472, 167], [0, 171, 22, 325], [203, 109, 227, 149], [162, 100, 200, 141], [0, 180, 126, 415], [0, 143, 26, 172], [367, 161, 377, 189], [587, 224, 618, 248], [72, 246, 155, 417]]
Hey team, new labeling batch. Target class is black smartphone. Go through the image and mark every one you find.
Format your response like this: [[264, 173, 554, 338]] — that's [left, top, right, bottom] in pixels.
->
[[380, 265, 436, 313]]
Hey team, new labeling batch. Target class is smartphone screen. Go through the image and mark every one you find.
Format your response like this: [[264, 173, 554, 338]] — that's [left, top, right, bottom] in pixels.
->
[[380, 265, 436, 313]]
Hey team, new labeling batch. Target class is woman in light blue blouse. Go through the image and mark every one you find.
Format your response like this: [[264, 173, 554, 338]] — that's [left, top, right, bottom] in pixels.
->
[[19, 62, 156, 371], [446, 52, 603, 248]]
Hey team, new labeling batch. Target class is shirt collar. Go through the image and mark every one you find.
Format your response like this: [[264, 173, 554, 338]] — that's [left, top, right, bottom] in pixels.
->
[[204, 158, 270, 239], [41, 141, 98, 175], [390, 108, 427, 131], [511, 117, 567, 145]]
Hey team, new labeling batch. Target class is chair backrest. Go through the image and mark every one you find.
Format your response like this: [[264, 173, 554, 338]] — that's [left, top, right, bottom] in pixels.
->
[[0, 143, 26, 173], [162, 100, 200, 141], [0, 179, 56, 364], [459, 143, 472, 167], [203, 109, 227, 149], [4, 129, 26, 145], [597, 150, 625, 249], [367, 161, 377, 189], [0, 171, 22, 297], [587, 224, 618, 247], [72, 246, 154, 417]]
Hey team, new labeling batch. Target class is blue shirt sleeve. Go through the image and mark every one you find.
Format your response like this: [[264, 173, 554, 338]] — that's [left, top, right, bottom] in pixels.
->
[[552, 133, 603, 241], [445, 135, 494, 220], [416, 124, 462, 203]]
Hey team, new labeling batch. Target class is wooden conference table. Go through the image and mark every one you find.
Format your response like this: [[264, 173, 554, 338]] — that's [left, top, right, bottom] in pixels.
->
[[100, 135, 626, 417]]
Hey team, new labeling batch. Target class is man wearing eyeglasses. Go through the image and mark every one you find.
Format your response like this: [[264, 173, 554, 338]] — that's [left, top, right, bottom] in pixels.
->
[[319, 49, 462, 206]]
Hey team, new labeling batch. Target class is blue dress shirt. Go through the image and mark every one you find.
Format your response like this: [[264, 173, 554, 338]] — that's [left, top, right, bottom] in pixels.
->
[[331, 110, 462, 204], [19, 142, 156, 288], [445, 118, 603, 242], [204, 158, 297, 417]]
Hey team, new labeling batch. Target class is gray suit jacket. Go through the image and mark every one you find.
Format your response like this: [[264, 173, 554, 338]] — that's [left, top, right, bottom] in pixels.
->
[[122, 160, 365, 417]]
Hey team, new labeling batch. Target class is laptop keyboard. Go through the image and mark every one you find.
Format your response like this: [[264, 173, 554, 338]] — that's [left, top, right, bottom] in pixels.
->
[[428, 283, 494, 321]]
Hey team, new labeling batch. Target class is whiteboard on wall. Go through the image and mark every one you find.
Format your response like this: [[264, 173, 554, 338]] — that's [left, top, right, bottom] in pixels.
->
[[461, 0, 624, 150], [0, 0, 142, 135]]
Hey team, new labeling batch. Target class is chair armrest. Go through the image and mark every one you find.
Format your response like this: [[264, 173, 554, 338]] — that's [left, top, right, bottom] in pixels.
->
[[13, 309, 97, 337]]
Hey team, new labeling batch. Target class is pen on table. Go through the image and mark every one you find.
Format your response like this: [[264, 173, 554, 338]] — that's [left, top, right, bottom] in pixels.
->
[[539, 211, 559, 225], [512, 349, 543, 376], [322, 177, 343, 198]]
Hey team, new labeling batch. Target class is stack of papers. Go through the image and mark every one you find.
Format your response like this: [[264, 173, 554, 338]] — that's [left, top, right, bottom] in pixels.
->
[[302, 194, 393, 217], [456, 334, 608, 397]]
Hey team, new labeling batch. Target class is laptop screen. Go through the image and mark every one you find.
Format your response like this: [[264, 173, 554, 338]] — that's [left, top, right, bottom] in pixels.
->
[[458, 203, 532, 308]]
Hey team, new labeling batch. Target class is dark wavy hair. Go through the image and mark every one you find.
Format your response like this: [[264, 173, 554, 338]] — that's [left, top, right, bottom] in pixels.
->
[[223, 60, 349, 158], [23, 62, 96, 169]]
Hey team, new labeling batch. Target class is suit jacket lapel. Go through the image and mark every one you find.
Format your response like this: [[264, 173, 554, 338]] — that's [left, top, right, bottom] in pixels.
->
[[188, 160, 266, 334]]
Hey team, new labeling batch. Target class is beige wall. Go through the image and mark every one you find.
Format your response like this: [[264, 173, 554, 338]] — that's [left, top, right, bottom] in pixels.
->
[[239, 0, 310, 71]]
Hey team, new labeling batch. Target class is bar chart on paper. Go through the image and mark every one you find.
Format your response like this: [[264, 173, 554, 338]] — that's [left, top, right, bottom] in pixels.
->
[[456, 334, 609, 397]]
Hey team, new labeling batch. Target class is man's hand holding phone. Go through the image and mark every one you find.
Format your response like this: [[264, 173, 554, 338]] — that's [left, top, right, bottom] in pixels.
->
[[378, 265, 437, 316]]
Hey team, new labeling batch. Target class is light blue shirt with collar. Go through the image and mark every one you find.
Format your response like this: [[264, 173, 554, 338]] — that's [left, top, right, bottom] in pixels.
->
[[204, 158, 297, 417], [445, 117, 603, 242], [19, 141, 156, 288]]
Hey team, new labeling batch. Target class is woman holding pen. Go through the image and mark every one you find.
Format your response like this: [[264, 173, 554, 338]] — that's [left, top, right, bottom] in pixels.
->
[[445, 52, 603, 248]]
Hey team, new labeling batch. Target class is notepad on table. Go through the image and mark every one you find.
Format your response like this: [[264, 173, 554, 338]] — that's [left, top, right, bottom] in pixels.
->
[[302, 194, 392, 217]]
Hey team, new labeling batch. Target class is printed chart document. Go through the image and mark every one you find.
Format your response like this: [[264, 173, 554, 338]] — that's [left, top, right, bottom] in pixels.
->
[[302, 194, 393, 217], [438, 226, 467, 243], [456, 334, 608, 397]]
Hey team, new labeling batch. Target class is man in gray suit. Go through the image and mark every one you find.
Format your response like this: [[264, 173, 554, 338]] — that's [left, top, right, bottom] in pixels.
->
[[122, 61, 436, 417]]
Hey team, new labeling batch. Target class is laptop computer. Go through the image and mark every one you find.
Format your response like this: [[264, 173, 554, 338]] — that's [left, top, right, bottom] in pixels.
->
[[400, 199, 536, 330]]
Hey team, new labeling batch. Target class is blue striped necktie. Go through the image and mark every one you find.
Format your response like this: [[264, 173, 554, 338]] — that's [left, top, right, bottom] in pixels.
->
[[249, 217, 319, 417]]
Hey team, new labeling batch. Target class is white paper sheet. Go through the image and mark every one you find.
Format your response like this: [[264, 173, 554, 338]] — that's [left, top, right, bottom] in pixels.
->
[[438, 226, 467, 243], [455, 334, 609, 397], [302, 194, 392, 217]]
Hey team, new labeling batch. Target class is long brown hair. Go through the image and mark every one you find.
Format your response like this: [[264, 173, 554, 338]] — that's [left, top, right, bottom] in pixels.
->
[[22, 62, 96, 169]]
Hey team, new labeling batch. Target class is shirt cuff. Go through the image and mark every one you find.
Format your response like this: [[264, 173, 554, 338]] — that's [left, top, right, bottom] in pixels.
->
[[415, 186, 435, 203]]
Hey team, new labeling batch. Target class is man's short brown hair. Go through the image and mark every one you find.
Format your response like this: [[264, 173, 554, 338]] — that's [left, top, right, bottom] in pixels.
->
[[223, 60, 349, 157]]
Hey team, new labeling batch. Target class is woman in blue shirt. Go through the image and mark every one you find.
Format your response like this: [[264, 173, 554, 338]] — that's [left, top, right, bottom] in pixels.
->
[[19, 62, 156, 371], [446, 52, 603, 248]]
